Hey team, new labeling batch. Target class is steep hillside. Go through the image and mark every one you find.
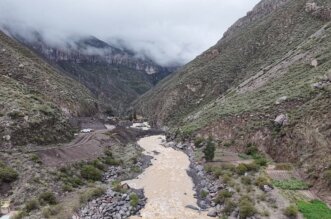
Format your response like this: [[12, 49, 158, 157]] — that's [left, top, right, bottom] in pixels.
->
[[9, 33, 176, 114], [136, 0, 331, 199], [0, 31, 98, 147]]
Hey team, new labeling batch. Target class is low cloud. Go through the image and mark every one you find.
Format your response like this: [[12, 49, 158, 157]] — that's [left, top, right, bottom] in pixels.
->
[[0, 0, 260, 66]]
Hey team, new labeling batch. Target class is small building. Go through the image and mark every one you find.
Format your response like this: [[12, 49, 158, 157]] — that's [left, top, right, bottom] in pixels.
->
[[0, 201, 10, 215]]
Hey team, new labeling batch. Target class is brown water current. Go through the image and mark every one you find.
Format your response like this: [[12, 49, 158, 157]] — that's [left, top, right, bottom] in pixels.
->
[[125, 135, 209, 219]]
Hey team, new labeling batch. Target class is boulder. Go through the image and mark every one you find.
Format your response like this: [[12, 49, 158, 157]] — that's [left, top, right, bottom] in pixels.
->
[[274, 114, 288, 125], [311, 59, 318, 68], [3, 135, 11, 141], [263, 185, 273, 192], [207, 208, 218, 217], [312, 82, 323, 89], [275, 96, 287, 105]]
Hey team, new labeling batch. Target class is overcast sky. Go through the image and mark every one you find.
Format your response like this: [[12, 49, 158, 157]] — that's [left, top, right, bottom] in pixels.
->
[[0, 0, 260, 66]]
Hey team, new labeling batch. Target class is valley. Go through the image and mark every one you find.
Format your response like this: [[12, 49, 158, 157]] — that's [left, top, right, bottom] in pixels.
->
[[1, 0, 331, 219]]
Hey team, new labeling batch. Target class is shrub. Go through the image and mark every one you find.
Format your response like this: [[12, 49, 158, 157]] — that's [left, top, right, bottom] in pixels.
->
[[79, 187, 106, 204], [30, 154, 42, 164], [194, 137, 204, 148], [90, 160, 106, 171], [245, 143, 258, 155], [8, 110, 24, 119], [203, 137, 216, 162], [324, 170, 331, 186], [272, 179, 309, 190], [254, 157, 268, 166], [215, 190, 233, 204], [241, 176, 252, 185], [42, 205, 62, 218], [80, 165, 102, 181], [283, 205, 298, 218], [25, 199, 39, 212], [0, 165, 18, 183], [255, 176, 271, 188], [200, 190, 209, 199], [130, 192, 139, 207], [239, 197, 257, 219], [244, 162, 259, 172], [62, 184, 73, 192], [38, 191, 57, 205], [223, 199, 236, 215], [104, 149, 113, 157], [104, 157, 121, 166], [236, 164, 248, 175]]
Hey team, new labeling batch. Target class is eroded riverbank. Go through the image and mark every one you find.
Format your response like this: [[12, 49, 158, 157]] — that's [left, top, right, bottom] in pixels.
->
[[124, 135, 209, 219]]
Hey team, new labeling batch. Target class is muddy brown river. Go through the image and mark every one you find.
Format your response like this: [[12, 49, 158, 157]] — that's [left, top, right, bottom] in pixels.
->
[[125, 135, 209, 219]]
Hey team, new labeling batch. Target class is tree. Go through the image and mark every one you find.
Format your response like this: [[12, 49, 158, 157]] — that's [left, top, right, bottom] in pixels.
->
[[203, 136, 215, 162]]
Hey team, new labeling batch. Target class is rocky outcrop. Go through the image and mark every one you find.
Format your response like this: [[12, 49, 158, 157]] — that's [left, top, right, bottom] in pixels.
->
[[305, 1, 331, 21], [79, 188, 146, 219]]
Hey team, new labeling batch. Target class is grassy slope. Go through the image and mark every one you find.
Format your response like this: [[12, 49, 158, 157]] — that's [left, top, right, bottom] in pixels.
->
[[135, 0, 327, 126], [0, 32, 98, 146], [136, 0, 331, 196], [57, 61, 153, 114]]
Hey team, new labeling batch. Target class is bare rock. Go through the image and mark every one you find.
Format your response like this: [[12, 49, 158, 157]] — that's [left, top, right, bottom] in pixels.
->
[[274, 114, 288, 125], [3, 135, 11, 141], [311, 59, 318, 68], [275, 96, 287, 105], [207, 208, 218, 217]]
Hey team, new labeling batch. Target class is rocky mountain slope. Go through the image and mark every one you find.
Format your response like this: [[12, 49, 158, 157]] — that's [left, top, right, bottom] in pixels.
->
[[0, 31, 98, 147], [136, 0, 331, 199], [9, 32, 176, 114]]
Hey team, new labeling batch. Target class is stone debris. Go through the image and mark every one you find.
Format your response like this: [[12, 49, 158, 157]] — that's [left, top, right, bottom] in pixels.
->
[[79, 188, 146, 219], [274, 114, 288, 126]]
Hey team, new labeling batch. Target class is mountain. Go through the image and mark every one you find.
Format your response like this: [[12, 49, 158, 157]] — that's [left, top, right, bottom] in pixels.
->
[[9, 32, 177, 114], [0, 31, 98, 147], [136, 0, 331, 196]]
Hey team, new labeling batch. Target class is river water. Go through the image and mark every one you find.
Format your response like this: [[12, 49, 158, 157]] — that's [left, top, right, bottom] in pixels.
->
[[125, 135, 209, 219]]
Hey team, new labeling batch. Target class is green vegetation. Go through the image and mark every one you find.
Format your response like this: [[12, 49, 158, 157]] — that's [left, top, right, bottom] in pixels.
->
[[255, 176, 272, 188], [194, 137, 204, 148], [25, 199, 39, 212], [236, 164, 248, 175], [283, 205, 298, 218], [200, 190, 209, 199], [324, 169, 331, 186], [215, 190, 233, 204], [223, 199, 236, 216], [203, 137, 216, 162], [297, 200, 331, 219], [273, 179, 309, 190], [79, 187, 106, 204], [241, 176, 252, 185], [239, 197, 257, 219], [42, 205, 63, 218], [80, 165, 102, 181], [30, 154, 42, 164], [38, 191, 57, 205], [0, 161, 18, 183], [275, 163, 293, 170], [129, 192, 139, 207]]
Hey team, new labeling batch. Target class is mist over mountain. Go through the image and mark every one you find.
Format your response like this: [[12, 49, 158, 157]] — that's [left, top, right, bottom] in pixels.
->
[[0, 0, 260, 66]]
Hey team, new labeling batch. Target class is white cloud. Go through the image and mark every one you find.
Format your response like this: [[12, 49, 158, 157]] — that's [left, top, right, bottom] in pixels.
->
[[0, 0, 260, 66]]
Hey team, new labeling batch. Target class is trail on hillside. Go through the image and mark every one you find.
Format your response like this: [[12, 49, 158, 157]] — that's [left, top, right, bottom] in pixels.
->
[[124, 135, 209, 219]]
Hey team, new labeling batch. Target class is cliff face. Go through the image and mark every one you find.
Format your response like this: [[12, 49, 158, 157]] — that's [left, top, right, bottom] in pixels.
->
[[12, 34, 176, 114], [0, 31, 98, 147], [136, 0, 331, 197]]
